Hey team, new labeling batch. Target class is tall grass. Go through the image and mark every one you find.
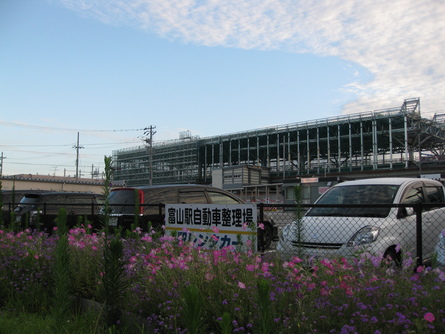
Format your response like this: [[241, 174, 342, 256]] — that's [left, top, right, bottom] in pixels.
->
[[50, 207, 72, 332]]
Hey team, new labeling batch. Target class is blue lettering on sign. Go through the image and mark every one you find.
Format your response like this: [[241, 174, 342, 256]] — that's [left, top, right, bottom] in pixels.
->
[[177, 231, 239, 250]]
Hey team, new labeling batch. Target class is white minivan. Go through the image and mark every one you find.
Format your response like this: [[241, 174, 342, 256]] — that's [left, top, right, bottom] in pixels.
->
[[277, 178, 445, 265]]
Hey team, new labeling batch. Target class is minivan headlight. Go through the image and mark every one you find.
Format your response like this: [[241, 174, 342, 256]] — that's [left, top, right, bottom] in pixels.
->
[[438, 230, 445, 250], [347, 226, 380, 247]]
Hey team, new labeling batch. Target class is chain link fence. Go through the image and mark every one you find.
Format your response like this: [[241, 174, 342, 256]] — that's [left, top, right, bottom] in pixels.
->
[[2, 202, 445, 266]]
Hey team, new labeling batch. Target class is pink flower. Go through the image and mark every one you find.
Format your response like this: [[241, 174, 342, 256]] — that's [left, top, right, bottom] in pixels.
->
[[261, 262, 270, 273], [291, 256, 303, 263], [321, 259, 334, 270], [211, 226, 219, 233], [238, 281, 246, 289], [142, 235, 153, 242], [258, 223, 264, 230], [424, 312, 435, 323], [320, 287, 329, 296], [246, 264, 255, 271], [416, 266, 424, 273]]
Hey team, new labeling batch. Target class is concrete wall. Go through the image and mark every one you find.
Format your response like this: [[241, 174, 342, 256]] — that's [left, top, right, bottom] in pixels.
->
[[0, 175, 106, 194]]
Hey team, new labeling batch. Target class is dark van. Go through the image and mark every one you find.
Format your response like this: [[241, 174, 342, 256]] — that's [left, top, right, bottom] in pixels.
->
[[106, 184, 278, 249], [14, 192, 105, 230], [1, 190, 50, 227]]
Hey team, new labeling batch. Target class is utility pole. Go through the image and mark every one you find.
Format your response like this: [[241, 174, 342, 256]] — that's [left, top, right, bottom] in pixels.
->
[[73, 132, 84, 179], [0, 152, 5, 176], [144, 126, 156, 185]]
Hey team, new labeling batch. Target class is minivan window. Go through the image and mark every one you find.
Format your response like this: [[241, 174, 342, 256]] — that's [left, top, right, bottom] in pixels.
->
[[401, 186, 424, 205], [15, 194, 41, 213], [306, 185, 399, 218], [208, 192, 241, 204], [108, 189, 138, 214], [178, 191, 207, 204], [424, 185, 445, 204]]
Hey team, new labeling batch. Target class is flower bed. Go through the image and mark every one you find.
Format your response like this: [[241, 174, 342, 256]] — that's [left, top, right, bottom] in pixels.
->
[[0, 227, 444, 333]]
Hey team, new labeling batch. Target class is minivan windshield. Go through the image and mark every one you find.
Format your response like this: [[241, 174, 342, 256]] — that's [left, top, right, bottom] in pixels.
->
[[14, 195, 41, 213], [108, 189, 138, 214], [18, 195, 41, 204], [306, 184, 400, 217]]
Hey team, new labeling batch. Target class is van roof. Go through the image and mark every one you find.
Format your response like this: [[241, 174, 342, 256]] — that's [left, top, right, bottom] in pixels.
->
[[113, 184, 213, 190], [23, 192, 102, 197], [335, 177, 442, 187]]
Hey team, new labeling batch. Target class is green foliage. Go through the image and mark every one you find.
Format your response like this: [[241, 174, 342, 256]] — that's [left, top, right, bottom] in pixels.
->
[[69, 241, 102, 300], [101, 237, 129, 328], [51, 208, 73, 332], [133, 188, 140, 230], [0, 311, 53, 334], [54, 207, 68, 236], [218, 312, 232, 334], [0, 181, 3, 227], [101, 155, 113, 233], [51, 234, 72, 331], [256, 278, 274, 334], [180, 284, 205, 334]]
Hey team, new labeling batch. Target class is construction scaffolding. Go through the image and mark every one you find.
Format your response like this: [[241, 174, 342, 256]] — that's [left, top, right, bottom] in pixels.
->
[[113, 98, 445, 186]]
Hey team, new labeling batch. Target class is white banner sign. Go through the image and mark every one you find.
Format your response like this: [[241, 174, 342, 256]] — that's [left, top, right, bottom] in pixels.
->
[[165, 204, 257, 251]]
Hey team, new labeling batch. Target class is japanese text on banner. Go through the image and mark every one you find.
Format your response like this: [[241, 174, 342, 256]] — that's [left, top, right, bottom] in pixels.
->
[[165, 204, 257, 250]]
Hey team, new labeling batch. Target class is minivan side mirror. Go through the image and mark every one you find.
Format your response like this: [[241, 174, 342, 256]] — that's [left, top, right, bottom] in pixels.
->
[[397, 207, 415, 219]]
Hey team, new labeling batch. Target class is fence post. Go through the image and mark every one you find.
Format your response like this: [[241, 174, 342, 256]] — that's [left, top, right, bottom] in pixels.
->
[[258, 203, 265, 252], [415, 203, 423, 268]]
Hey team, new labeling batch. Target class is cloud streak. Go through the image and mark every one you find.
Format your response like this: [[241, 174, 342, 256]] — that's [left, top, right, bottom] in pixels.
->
[[60, 0, 445, 116]]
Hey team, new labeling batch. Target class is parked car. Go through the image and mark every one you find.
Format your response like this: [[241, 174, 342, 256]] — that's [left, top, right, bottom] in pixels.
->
[[104, 184, 278, 249], [277, 177, 445, 265], [14, 192, 105, 230], [1, 190, 50, 227]]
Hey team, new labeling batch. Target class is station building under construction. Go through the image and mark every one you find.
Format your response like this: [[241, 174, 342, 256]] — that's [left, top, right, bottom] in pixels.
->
[[112, 98, 445, 202]]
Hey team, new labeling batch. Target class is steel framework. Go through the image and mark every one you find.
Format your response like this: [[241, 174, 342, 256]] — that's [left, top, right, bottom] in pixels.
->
[[113, 98, 445, 186]]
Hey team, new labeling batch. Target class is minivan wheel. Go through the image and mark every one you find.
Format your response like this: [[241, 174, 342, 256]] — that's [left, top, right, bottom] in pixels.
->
[[383, 247, 402, 268]]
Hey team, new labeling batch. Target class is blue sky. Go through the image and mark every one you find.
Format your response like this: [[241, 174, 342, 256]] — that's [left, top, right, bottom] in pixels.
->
[[1, 0, 444, 177]]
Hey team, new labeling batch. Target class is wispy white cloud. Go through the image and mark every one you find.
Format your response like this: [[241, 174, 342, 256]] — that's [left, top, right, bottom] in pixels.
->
[[59, 0, 445, 116]]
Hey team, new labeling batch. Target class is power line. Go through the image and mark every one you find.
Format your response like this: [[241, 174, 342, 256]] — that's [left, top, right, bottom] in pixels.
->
[[0, 140, 141, 148], [6, 161, 76, 167], [0, 120, 145, 133]]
